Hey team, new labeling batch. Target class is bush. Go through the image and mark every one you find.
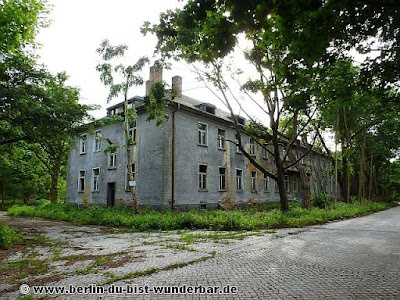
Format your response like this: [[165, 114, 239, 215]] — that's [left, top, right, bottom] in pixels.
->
[[7, 201, 391, 232], [0, 222, 22, 249], [311, 190, 330, 209]]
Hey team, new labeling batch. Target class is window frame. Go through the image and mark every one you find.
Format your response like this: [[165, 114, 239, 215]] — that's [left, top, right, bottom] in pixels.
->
[[92, 168, 100, 192], [251, 170, 257, 191], [262, 145, 268, 160], [263, 174, 269, 192], [128, 121, 137, 143], [199, 164, 208, 191], [236, 168, 243, 191], [284, 175, 290, 192], [235, 134, 241, 153], [217, 128, 226, 150], [125, 163, 136, 191], [198, 122, 208, 146], [249, 137, 256, 156], [79, 134, 87, 154], [218, 167, 226, 191], [108, 150, 117, 169], [78, 170, 85, 192], [292, 176, 298, 193], [93, 130, 102, 152]]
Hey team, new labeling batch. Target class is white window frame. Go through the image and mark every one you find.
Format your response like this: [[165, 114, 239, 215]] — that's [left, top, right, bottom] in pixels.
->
[[198, 122, 208, 146], [93, 130, 102, 152], [249, 137, 256, 156], [108, 150, 117, 169], [80, 134, 87, 154], [125, 164, 136, 191], [263, 174, 269, 192], [251, 171, 257, 191], [78, 170, 85, 192], [199, 164, 207, 190], [217, 129, 225, 150], [92, 168, 100, 192], [236, 169, 243, 191], [218, 167, 226, 191]]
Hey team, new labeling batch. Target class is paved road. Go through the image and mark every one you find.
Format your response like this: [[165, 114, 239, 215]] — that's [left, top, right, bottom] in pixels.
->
[[128, 206, 400, 299]]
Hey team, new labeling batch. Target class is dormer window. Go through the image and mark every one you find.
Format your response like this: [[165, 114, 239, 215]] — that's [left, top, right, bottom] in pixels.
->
[[197, 103, 216, 115]]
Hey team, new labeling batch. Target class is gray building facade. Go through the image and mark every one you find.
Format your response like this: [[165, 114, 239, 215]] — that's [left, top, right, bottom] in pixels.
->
[[66, 71, 335, 209]]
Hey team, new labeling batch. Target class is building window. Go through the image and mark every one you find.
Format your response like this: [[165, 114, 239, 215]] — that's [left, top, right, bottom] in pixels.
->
[[125, 164, 136, 191], [108, 150, 116, 169], [235, 134, 240, 153], [199, 164, 207, 190], [92, 168, 100, 192], [262, 145, 268, 159], [217, 129, 225, 150], [292, 177, 298, 192], [249, 138, 256, 156], [275, 180, 279, 192], [94, 130, 101, 152], [263, 174, 269, 192], [219, 167, 226, 191], [284, 175, 290, 192], [251, 171, 257, 191], [129, 121, 137, 143], [198, 123, 207, 146], [78, 170, 85, 192], [80, 135, 87, 154], [236, 169, 243, 190]]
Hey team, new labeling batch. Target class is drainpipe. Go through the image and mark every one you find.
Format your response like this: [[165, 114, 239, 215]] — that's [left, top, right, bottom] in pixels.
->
[[171, 103, 180, 210]]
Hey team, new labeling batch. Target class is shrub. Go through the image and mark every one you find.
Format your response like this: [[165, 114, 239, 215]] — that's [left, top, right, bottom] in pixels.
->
[[0, 222, 22, 249], [311, 190, 330, 209]]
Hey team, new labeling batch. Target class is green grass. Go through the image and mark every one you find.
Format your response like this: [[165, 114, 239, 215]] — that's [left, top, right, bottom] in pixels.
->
[[0, 222, 22, 249], [6, 201, 394, 232]]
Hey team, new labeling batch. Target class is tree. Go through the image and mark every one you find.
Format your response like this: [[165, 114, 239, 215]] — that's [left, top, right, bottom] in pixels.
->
[[96, 40, 149, 213], [143, 0, 323, 212]]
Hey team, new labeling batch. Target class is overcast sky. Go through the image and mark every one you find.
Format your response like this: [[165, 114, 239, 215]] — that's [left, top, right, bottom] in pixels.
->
[[37, 0, 221, 118]]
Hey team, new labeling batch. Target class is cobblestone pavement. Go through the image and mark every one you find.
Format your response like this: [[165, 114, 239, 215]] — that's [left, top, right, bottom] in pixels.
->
[[1, 206, 399, 299]]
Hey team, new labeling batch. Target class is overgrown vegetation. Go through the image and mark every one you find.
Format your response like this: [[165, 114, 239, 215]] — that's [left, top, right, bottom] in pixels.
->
[[7, 201, 393, 232], [0, 222, 22, 249]]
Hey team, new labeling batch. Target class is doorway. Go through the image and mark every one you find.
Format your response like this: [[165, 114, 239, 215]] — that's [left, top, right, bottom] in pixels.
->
[[107, 182, 115, 206]]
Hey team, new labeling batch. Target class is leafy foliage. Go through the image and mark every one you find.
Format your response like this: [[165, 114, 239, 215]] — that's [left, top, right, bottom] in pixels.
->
[[0, 222, 22, 249]]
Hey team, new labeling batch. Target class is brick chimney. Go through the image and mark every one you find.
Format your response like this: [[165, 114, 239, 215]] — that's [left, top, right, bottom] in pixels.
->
[[145, 65, 163, 95], [172, 75, 182, 97]]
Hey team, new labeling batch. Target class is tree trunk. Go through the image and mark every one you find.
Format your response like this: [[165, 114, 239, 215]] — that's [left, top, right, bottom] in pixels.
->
[[49, 145, 64, 203], [273, 134, 289, 212], [124, 86, 139, 213]]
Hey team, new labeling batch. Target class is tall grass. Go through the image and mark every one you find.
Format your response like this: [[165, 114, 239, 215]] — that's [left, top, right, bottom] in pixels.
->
[[0, 222, 22, 248], [7, 201, 392, 232]]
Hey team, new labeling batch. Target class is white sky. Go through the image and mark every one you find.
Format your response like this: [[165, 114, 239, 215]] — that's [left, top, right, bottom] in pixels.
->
[[37, 0, 223, 119]]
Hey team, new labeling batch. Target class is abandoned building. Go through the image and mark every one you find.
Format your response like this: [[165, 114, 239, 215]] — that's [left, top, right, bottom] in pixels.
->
[[66, 66, 336, 209]]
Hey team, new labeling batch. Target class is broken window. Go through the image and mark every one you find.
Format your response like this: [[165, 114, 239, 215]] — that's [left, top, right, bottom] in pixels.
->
[[78, 170, 85, 192], [236, 169, 243, 190], [219, 167, 226, 191], [198, 123, 207, 146], [251, 171, 257, 191], [217, 129, 225, 150], [108, 150, 116, 169], [92, 168, 100, 191], [80, 134, 87, 154], [199, 164, 207, 190], [94, 130, 102, 152], [263, 174, 269, 192], [249, 138, 256, 156], [125, 164, 136, 191]]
